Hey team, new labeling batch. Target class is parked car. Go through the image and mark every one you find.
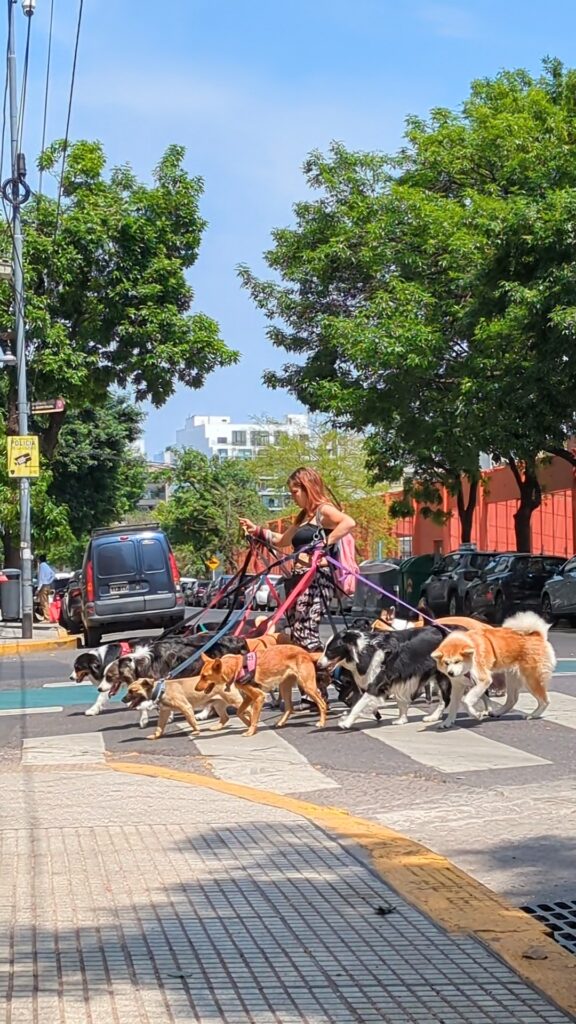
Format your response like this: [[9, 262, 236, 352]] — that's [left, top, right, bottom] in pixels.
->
[[180, 577, 197, 605], [59, 569, 83, 633], [189, 579, 210, 606], [541, 557, 576, 625], [80, 523, 185, 647], [253, 575, 283, 611], [204, 575, 234, 609], [463, 553, 565, 623], [419, 546, 500, 616]]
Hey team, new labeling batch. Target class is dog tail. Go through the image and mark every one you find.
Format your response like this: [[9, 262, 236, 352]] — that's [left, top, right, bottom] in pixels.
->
[[502, 611, 550, 636]]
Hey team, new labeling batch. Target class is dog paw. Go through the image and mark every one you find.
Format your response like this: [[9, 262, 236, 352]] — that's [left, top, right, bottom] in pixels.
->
[[338, 717, 352, 730], [139, 715, 149, 729], [84, 707, 99, 717], [437, 720, 454, 731], [422, 712, 442, 723], [146, 734, 160, 741], [208, 722, 225, 732], [392, 717, 408, 726]]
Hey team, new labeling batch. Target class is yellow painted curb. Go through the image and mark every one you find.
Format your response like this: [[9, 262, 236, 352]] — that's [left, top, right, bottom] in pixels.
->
[[111, 760, 576, 1020], [0, 635, 80, 655]]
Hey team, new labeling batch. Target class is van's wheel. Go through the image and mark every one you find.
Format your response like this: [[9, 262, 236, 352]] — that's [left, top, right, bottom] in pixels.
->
[[84, 626, 101, 648], [448, 593, 458, 616], [541, 594, 557, 626]]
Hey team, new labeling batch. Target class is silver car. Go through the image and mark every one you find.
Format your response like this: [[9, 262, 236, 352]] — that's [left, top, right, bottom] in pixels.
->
[[541, 558, 575, 625]]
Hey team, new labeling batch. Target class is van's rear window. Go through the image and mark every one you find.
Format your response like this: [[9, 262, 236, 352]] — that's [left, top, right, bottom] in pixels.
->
[[96, 540, 138, 578], [140, 539, 166, 573]]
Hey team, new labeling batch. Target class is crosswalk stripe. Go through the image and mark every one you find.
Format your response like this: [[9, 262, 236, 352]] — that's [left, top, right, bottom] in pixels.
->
[[516, 690, 576, 729], [21, 732, 105, 766], [354, 704, 551, 774], [177, 718, 340, 793], [0, 706, 63, 717]]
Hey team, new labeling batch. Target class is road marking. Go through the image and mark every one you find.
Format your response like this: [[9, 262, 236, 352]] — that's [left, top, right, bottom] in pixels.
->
[[0, 685, 112, 710], [555, 659, 576, 673], [356, 705, 550, 773], [0, 706, 63, 716], [21, 732, 105, 766], [177, 719, 339, 793], [516, 690, 576, 728], [43, 680, 92, 688]]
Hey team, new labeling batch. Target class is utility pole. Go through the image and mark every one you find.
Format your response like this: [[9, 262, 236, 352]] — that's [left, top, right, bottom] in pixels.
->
[[4, 0, 35, 637]]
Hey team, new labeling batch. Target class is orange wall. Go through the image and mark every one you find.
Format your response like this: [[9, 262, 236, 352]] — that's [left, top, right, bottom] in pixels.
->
[[388, 458, 576, 558]]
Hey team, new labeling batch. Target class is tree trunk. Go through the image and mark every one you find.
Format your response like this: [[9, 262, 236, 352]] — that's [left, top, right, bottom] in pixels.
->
[[456, 477, 479, 544], [508, 456, 541, 553]]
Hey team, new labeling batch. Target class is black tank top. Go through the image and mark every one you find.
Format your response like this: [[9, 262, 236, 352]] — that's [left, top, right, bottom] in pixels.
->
[[292, 520, 328, 551]]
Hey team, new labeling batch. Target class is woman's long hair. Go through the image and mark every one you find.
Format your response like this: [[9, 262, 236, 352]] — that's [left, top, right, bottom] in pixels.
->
[[287, 467, 342, 525]]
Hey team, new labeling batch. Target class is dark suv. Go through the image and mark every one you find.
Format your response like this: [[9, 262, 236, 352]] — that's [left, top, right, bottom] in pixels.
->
[[419, 546, 499, 616], [465, 553, 566, 623], [81, 523, 185, 646]]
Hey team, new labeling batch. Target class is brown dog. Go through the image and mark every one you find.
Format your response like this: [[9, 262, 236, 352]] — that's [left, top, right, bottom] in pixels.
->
[[197, 644, 327, 737], [122, 675, 250, 741], [431, 611, 556, 729]]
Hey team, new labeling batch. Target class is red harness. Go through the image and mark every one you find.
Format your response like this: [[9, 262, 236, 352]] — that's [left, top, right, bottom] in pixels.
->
[[234, 651, 257, 685]]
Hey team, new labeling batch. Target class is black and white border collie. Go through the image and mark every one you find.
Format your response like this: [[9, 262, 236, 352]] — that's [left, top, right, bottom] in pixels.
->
[[71, 642, 135, 717], [318, 627, 452, 729]]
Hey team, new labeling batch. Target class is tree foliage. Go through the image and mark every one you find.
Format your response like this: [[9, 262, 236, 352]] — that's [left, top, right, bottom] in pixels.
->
[[155, 449, 266, 572], [241, 60, 576, 551], [248, 417, 395, 557]]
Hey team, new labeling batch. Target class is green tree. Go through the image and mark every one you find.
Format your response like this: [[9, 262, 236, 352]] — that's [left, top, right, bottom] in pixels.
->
[[0, 140, 237, 562], [248, 418, 395, 557], [155, 449, 266, 571], [47, 394, 148, 566], [241, 61, 576, 552]]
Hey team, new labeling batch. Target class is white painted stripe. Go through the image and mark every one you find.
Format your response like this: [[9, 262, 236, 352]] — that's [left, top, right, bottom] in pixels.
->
[[357, 705, 550, 773], [0, 706, 63, 717], [177, 719, 339, 793], [516, 689, 576, 728], [21, 732, 105, 766], [43, 681, 92, 688]]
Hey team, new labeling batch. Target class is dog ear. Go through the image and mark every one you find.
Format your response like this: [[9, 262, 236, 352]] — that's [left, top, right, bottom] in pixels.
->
[[431, 649, 441, 660], [200, 653, 214, 664], [211, 658, 222, 673], [461, 647, 475, 657]]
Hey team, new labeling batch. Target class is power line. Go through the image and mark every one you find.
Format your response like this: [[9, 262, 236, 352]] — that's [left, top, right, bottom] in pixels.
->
[[51, 0, 83, 246], [37, 0, 54, 197]]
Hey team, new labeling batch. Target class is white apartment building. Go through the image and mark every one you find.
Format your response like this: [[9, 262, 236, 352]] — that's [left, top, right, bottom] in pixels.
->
[[171, 413, 310, 511]]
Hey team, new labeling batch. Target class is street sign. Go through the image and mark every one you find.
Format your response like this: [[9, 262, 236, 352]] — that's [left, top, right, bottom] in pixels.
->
[[30, 397, 65, 415], [7, 435, 39, 478], [206, 556, 220, 571]]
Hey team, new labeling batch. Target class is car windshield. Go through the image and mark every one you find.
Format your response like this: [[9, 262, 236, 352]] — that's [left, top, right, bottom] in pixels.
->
[[469, 554, 496, 569]]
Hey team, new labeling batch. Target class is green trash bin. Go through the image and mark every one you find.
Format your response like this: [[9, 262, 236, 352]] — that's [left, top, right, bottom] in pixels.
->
[[398, 555, 436, 612], [352, 559, 402, 616]]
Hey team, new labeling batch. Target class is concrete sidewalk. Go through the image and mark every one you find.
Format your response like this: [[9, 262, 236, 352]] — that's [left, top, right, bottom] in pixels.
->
[[0, 620, 79, 654], [1, 758, 574, 1024]]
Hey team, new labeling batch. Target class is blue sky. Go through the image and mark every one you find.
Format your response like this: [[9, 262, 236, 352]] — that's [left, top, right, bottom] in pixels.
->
[[9, 0, 576, 453]]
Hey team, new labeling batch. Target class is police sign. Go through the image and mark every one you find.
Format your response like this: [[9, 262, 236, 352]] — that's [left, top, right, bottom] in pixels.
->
[[7, 435, 40, 478]]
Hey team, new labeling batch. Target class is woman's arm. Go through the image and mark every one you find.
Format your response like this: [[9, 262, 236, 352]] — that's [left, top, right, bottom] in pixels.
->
[[238, 518, 297, 548], [317, 504, 356, 545]]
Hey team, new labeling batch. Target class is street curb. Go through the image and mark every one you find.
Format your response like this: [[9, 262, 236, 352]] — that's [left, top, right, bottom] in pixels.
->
[[0, 634, 80, 655], [111, 760, 576, 1021]]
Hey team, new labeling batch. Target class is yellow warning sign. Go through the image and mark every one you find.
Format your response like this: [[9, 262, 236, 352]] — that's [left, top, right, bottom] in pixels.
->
[[206, 556, 220, 571], [7, 435, 40, 478]]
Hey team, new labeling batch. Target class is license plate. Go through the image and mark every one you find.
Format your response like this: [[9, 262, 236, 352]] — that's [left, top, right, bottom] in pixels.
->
[[110, 583, 129, 594]]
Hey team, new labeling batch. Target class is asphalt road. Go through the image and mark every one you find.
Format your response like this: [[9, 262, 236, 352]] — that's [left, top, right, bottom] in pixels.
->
[[1, 608, 576, 913]]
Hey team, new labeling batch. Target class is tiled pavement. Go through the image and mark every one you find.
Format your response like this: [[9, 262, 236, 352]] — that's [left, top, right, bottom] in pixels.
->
[[0, 766, 573, 1024]]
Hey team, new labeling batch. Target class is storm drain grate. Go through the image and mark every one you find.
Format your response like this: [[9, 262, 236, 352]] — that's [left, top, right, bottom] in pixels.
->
[[522, 900, 576, 956]]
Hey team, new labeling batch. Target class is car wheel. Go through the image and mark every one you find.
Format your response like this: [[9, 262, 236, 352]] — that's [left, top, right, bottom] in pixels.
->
[[68, 619, 83, 635], [493, 592, 505, 625], [448, 593, 458, 616], [541, 594, 557, 626], [84, 626, 102, 648]]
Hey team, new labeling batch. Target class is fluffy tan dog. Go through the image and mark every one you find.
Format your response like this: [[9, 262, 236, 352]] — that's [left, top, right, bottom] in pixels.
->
[[431, 612, 556, 729], [196, 645, 327, 737]]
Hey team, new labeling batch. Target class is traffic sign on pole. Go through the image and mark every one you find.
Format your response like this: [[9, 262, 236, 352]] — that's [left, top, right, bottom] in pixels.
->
[[206, 556, 220, 571], [7, 435, 39, 477]]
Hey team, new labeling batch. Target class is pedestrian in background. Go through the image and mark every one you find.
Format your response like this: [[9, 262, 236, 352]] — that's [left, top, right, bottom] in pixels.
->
[[35, 553, 55, 622]]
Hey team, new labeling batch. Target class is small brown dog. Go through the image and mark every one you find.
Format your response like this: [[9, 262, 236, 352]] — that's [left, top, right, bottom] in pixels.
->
[[122, 675, 249, 741], [196, 644, 327, 737]]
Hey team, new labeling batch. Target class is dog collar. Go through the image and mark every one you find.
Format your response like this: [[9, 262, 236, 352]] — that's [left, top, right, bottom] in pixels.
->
[[151, 678, 166, 704]]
